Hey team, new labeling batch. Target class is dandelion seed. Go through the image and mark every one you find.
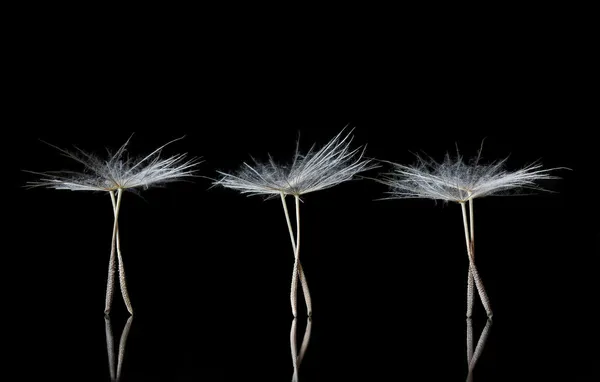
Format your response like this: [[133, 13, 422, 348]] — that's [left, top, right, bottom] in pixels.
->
[[215, 128, 377, 317], [26, 135, 201, 315], [377, 145, 564, 319]]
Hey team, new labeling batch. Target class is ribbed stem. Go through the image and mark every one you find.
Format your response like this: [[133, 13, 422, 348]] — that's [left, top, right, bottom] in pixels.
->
[[466, 318, 474, 365], [280, 193, 312, 316], [466, 197, 475, 317], [289, 196, 302, 317], [110, 189, 134, 315], [105, 190, 123, 314], [460, 202, 493, 318]]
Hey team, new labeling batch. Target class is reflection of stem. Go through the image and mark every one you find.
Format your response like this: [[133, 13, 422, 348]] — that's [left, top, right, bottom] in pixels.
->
[[460, 202, 493, 318], [466, 319, 492, 381], [116, 316, 134, 379], [105, 316, 134, 381], [105, 189, 123, 314], [298, 317, 312, 366], [470, 319, 492, 369], [105, 317, 116, 381], [110, 189, 134, 315], [291, 317, 313, 382], [280, 193, 312, 316], [290, 318, 298, 380]]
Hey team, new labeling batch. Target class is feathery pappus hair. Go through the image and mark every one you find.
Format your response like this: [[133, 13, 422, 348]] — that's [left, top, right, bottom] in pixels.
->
[[26, 135, 201, 192], [214, 128, 378, 198], [378, 146, 564, 203]]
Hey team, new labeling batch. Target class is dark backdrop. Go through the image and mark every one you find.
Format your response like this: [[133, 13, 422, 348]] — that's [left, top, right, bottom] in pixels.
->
[[7, 11, 594, 381]]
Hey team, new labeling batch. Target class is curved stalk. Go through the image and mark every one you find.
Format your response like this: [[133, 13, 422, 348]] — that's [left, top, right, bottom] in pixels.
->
[[110, 189, 134, 315], [466, 197, 475, 317], [290, 196, 302, 317], [289, 195, 302, 317], [105, 189, 123, 314], [280, 193, 312, 316], [460, 202, 493, 318]]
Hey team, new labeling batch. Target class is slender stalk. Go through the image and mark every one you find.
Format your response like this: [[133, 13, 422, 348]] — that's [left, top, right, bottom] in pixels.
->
[[466, 197, 475, 317], [110, 189, 134, 315], [105, 190, 123, 314], [280, 193, 312, 316], [290, 195, 302, 317], [460, 202, 493, 318], [469, 197, 475, 252], [116, 316, 134, 380]]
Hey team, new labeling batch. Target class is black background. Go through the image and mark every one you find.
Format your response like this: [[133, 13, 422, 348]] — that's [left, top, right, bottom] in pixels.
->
[[7, 8, 595, 381]]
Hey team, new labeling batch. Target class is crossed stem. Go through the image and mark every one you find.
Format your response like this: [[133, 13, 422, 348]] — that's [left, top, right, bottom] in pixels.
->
[[280, 193, 312, 317], [104, 189, 134, 315], [460, 200, 492, 318]]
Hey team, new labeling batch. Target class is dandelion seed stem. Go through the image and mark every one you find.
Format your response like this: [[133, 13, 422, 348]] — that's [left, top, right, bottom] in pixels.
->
[[290, 195, 302, 318], [110, 189, 134, 315], [280, 193, 312, 316], [105, 190, 123, 314], [466, 197, 475, 317], [460, 202, 493, 318]]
